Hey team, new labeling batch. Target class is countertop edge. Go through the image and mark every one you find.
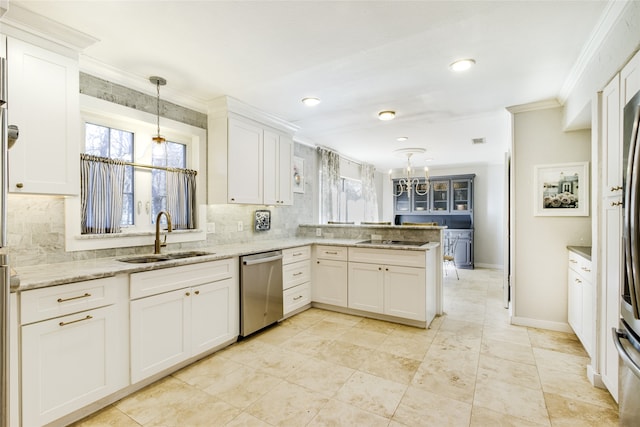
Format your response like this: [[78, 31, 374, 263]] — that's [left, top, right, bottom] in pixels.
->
[[13, 238, 441, 292], [567, 245, 592, 260]]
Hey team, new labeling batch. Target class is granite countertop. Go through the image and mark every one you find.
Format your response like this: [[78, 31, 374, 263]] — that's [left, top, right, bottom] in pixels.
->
[[12, 238, 440, 292], [567, 245, 592, 260]]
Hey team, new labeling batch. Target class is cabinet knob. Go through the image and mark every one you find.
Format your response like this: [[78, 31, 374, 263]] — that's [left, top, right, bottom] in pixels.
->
[[16, 183, 23, 189], [230, 198, 235, 202], [185, 291, 191, 296], [611, 201, 623, 207], [378, 267, 382, 271], [194, 290, 200, 295]]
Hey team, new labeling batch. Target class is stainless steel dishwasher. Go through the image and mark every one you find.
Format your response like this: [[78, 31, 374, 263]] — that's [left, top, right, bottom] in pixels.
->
[[240, 250, 283, 337]]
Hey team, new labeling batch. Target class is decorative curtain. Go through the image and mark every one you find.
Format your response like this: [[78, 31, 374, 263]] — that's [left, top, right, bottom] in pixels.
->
[[166, 168, 197, 229], [80, 154, 126, 234], [361, 163, 379, 222], [318, 147, 340, 223]]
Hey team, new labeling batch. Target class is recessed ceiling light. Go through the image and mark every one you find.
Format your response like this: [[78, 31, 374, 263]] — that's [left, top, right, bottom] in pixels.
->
[[397, 136, 408, 142], [301, 97, 321, 106], [449, 58, 476, 72], [378, 110, 396, 121]]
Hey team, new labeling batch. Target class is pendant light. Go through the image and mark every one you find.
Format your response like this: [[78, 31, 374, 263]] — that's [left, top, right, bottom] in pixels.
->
[[149, 76, 167, 144]]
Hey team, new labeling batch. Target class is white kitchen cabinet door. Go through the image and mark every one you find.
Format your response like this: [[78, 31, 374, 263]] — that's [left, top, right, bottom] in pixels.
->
[[227, 117, 263, 204], [263, 130, 293, 206], [21, 305, 123, 427], [348, 262, 384, 314], [7, 37, 80, 195], [621, 49, 640, 104], [383, 265, 426, 321], [130, 288, 191, 383], [567, 267, 583, 338], [191, 278, 238, 354], [312, 259, 348, 307]]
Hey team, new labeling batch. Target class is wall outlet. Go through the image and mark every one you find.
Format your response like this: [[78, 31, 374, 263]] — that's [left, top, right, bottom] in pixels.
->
[[237, 221, 243, 232], [315, 228, 322, 237], [371, 234, 382, 241], [207, 222, 216, 233]]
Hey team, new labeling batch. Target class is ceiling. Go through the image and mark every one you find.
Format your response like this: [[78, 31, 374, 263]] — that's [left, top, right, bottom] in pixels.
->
[[6, 1, 610, 171]]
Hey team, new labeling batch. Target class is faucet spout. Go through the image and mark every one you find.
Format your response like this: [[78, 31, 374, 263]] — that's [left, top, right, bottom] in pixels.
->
[[154, 211, 173, 254]]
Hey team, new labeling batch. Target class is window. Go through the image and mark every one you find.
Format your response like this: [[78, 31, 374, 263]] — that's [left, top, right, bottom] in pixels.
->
[[338, 177, 364, 223], [66, 94, 206, 252]]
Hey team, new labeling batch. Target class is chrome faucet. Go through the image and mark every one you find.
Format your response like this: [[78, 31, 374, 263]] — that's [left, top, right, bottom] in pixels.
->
[[154, 210, 173, 254]]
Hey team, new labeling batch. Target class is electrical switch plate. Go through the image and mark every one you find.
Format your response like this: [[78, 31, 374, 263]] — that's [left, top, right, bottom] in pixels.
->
[[207, 222, 215, 233], [316, 228, 322, 237], [237, 221, 243, 232]]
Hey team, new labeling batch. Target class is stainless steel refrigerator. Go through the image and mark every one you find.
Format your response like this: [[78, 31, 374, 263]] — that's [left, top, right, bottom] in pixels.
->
[[615, 88, 640, 425], [1, 48, 12, 427]]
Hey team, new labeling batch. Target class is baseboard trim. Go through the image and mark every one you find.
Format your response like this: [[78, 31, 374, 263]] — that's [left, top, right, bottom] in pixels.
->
[[474, 263, 504, 270], [510, 315, 573, 333]]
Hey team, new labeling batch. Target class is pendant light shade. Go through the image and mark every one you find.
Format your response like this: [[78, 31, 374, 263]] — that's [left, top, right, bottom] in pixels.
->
[[149, 76, 167, 144]]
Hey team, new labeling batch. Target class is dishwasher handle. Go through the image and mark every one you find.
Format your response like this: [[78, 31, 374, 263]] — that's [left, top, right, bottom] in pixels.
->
[[242, 252, 283, 266]]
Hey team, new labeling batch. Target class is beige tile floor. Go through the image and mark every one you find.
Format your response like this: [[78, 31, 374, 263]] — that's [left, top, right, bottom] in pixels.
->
[[73, 268, 619, 426]]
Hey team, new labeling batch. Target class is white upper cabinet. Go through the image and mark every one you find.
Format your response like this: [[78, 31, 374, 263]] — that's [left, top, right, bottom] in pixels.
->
[[621, 49, 640, 104], [264, 130, 293, 205], [207, 97, 296, 206], [7, 37, 80, 195], [227, 117, 264, 204]]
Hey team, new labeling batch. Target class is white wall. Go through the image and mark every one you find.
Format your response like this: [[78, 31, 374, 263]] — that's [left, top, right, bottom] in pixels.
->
[[511, 106, 591, 331]]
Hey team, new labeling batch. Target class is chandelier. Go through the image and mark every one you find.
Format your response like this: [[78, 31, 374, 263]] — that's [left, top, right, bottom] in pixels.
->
[[149, 76, 167, 144], [389, 148, 430, 198]]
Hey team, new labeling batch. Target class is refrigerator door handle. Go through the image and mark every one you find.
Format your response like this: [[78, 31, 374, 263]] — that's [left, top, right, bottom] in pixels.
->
[[625, 107, 640, 319], [613, 328, 640, 379]]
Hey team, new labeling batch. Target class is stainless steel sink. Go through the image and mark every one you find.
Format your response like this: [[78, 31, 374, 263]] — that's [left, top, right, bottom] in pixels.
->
[[118, 251, 213, 263]]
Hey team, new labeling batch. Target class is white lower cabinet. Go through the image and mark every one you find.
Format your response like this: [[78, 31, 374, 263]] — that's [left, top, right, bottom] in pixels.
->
[[282, 246, 312, 317], [130, 258, 238, 383], [20, 276, 129, 427], [567, 250, 594, 357], [348, 247, 430, 323], [312, 246, 348, 307]]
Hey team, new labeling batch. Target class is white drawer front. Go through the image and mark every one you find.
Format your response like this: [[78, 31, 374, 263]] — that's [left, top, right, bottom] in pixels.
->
[[348, 247, 425, 268], [283, 260, 311, 290], [283, 246, 311, 264], [21, 275, 124, 325], [315, 245, 348, 261], [283, 283, 311, 315], [568, 251, 592, 281], [130, 258, 237, 299]]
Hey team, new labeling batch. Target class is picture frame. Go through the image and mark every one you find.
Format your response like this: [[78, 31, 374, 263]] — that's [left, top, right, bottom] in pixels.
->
[[254, 209, 271, 231], [533, 161, 589, 217], [293, 156, 305, 193]]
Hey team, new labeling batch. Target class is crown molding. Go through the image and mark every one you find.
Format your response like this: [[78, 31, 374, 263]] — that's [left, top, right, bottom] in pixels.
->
[[506, 98, 561, 114], [0, 2, 98, 53], [208, 95, 300, 135], [558, 0, 630, 102]]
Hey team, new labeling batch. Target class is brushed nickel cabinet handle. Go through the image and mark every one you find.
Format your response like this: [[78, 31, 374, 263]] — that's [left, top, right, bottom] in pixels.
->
[[293, 252, 303, 256], [57, 293, 91, 303], [611, 186, 623, 192], [59, 315, 92, 327], [325, 251, 338, 255], [293, 295, 303, 301], [582, 267, 591, 272], [293, 272, 303, 276], [569, 259, 577, 264], [575, 278, 582, 284], [612, 201, 623, 206]]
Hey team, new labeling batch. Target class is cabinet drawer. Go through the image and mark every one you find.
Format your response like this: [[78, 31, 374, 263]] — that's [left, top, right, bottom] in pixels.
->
[[283, 282, 311, 315], [568, 251, 592, 281], [283, 260, 311, 290], [445, 229, 473, 239], [130, 258, 237, 299], [21, 276, 124, 325], [348, 247, 426, 268], [315, 245, 348, 261], [283, 246, 311, 264]]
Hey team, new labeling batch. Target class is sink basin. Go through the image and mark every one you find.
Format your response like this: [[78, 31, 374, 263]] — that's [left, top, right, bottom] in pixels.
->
[[118, 251, 213, 263], [357, 240, 428, 247]]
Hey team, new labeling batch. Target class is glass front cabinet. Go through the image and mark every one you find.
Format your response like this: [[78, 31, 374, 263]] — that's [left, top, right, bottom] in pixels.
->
[[451, 178, 472, 214]]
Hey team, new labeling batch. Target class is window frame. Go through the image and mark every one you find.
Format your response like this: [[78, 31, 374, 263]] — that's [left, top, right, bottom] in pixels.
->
[[65, 94, 206, 252]]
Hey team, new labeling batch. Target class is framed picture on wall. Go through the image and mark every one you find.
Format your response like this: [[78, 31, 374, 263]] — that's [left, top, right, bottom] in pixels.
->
[[533, 161, 589, 216], [293, 156, 305, 193]]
